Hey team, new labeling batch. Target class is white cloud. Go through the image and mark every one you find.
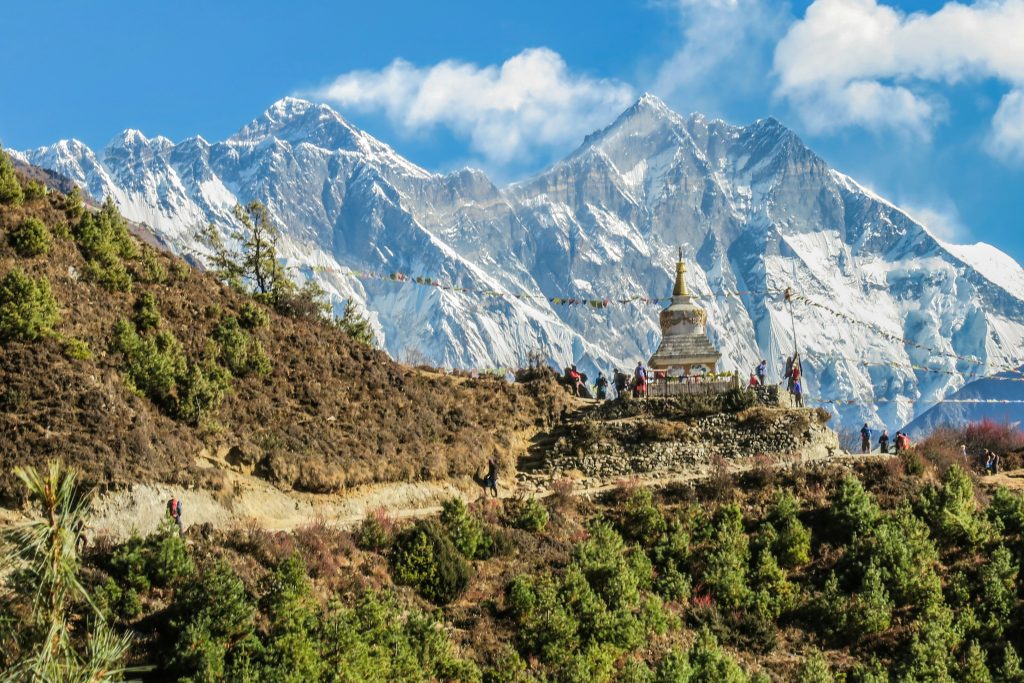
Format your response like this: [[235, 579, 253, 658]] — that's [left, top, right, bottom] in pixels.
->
[[309, 48, 635, 166], [652, 0, 790, 114], [774, 0, 1024, 151], [899, 199, 969, 242], [989, 89, 1024, 162]]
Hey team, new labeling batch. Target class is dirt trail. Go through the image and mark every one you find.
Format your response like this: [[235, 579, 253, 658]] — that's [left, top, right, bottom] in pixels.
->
[[0, 448, 887, 543], [977, 468, 1024, 491]]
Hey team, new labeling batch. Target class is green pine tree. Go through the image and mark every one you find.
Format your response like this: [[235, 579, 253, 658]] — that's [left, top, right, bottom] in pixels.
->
[[0, 145, 24, 205]]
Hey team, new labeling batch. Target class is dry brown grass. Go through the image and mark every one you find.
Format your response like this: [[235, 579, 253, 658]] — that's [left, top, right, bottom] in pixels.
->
[[0, 173, 573, 504]]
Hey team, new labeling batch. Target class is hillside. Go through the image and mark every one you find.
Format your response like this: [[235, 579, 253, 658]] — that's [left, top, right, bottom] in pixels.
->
[[16, 95, 1024, 433], [903, 365, 1024, 438], [6, 436, 1024, 681], [0, 154, 571, 505]]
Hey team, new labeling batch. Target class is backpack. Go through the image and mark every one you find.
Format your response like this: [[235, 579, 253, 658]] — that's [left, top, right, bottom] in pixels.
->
[[168, 498, 182, 518]]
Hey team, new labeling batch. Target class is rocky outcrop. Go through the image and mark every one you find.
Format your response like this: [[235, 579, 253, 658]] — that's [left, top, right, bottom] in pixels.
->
[[537, 402, 839, 479]]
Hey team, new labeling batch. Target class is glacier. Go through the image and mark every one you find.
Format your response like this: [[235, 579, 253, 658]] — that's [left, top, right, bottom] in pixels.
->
[[14, 93, 1024, 433]]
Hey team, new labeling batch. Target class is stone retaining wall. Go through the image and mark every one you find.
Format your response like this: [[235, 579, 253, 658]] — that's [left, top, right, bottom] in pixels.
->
[[541, 406, 839, 479]]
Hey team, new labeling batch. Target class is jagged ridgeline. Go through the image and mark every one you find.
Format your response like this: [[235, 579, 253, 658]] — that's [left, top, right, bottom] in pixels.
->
[[0, 150, 570, 504], [17, 95, 1024, 432]]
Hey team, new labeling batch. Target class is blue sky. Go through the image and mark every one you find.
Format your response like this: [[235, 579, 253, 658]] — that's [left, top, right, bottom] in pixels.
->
[[2, 0, 1023, 261]]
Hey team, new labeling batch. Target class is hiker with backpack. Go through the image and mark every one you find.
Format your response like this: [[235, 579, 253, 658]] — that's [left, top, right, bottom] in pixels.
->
[[879, 430, 890, 454], [595, 372, 609, 400], [860, 423, 871, 454], [613, 368, 629, 398], [167, 497, 184, 536], [483, 458, 499, 497], [756, 359, 767, 386]]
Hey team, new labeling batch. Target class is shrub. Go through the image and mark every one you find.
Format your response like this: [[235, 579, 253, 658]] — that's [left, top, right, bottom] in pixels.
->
[[655, 647, 693, 683], [22, 180, 47, 201], [618, 659, 655, 683], [390, 519, 469, 605], [797, 650, 833, 683], [830, 475, 881, 542], [961, 640, 993, 683], [107, 519, 194, 594], [212, 315, 271, 378], [768, 490, 811, 567], [847, 560, 893, 637], [999, 644, 1024, 683], [987, 487, 1024, 535], [239, 301, 270, 329], [0, 269, 58, 342], [688, 628, 747, 682], [175, 361, 230, 427], [440, 497, 486, 559], [620, 487, 667, 545], [504, 496, 549, 533], [132, 291, 161, 331], [356, 508, 395, 551], [255, 554, 321, 682], [335, 297, 375, 346], [921, 464, 991, 547], [7, 217, 51, 257], [82, 257, 132, 292], [60, 335, 92, 360], [977, 545, 1018, 639], [573, 521, 650, 610], [701, 502, 750, 610], [653, 559, 692, 604], [898, 603, 960, 682], [849, 506, 941, 609], [136, 249, 167, 284], [320, 589, 478, 681], [166, 560, 257, 679], [963, 419, 1024, 456], [0, 147, 24, 205], [64, 186, 84, 221], [749, 547, 797, 623], [112, 319, 186, 407], [74, 197, 138, 291]]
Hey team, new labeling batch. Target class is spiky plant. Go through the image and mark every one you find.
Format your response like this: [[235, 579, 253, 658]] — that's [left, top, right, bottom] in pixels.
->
[[0, 462, 134, 682]]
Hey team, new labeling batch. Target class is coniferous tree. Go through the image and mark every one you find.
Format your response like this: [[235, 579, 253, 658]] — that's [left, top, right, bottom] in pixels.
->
[[0, 463, 133, 681], [0, 146, 24, 206]]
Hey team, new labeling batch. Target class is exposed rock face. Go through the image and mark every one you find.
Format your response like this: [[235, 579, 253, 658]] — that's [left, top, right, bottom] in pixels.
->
[[16, 94, 1024, 432]]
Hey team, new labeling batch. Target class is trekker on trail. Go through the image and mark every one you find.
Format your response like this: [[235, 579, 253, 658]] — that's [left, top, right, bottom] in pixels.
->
[[784, 356, 795, 391], [634, 362, 648, 398], [613, 368, 628, 398], [756, 359, 767, 386], [986, 451, 1000, 475], [893, 432, 904, 454], [595, 372, 609, 400], [483, 458, 499, 497], [959, 444, 968, 462], [791, 378, 803, 407], [860, 424, 871, 454], [167, 497, 184, 537], [878, 430, 889, 454], [568, 365, 582, 396]]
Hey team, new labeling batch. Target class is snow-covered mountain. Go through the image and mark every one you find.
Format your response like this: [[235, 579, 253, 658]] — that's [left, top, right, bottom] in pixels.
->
[[902, 366, 1024, 439], [15, 94, 1024, 432]]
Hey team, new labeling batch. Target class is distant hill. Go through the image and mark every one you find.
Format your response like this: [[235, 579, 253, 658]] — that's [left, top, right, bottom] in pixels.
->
[[903, 366, 1024, 438], [0, 156, 569, 505]]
